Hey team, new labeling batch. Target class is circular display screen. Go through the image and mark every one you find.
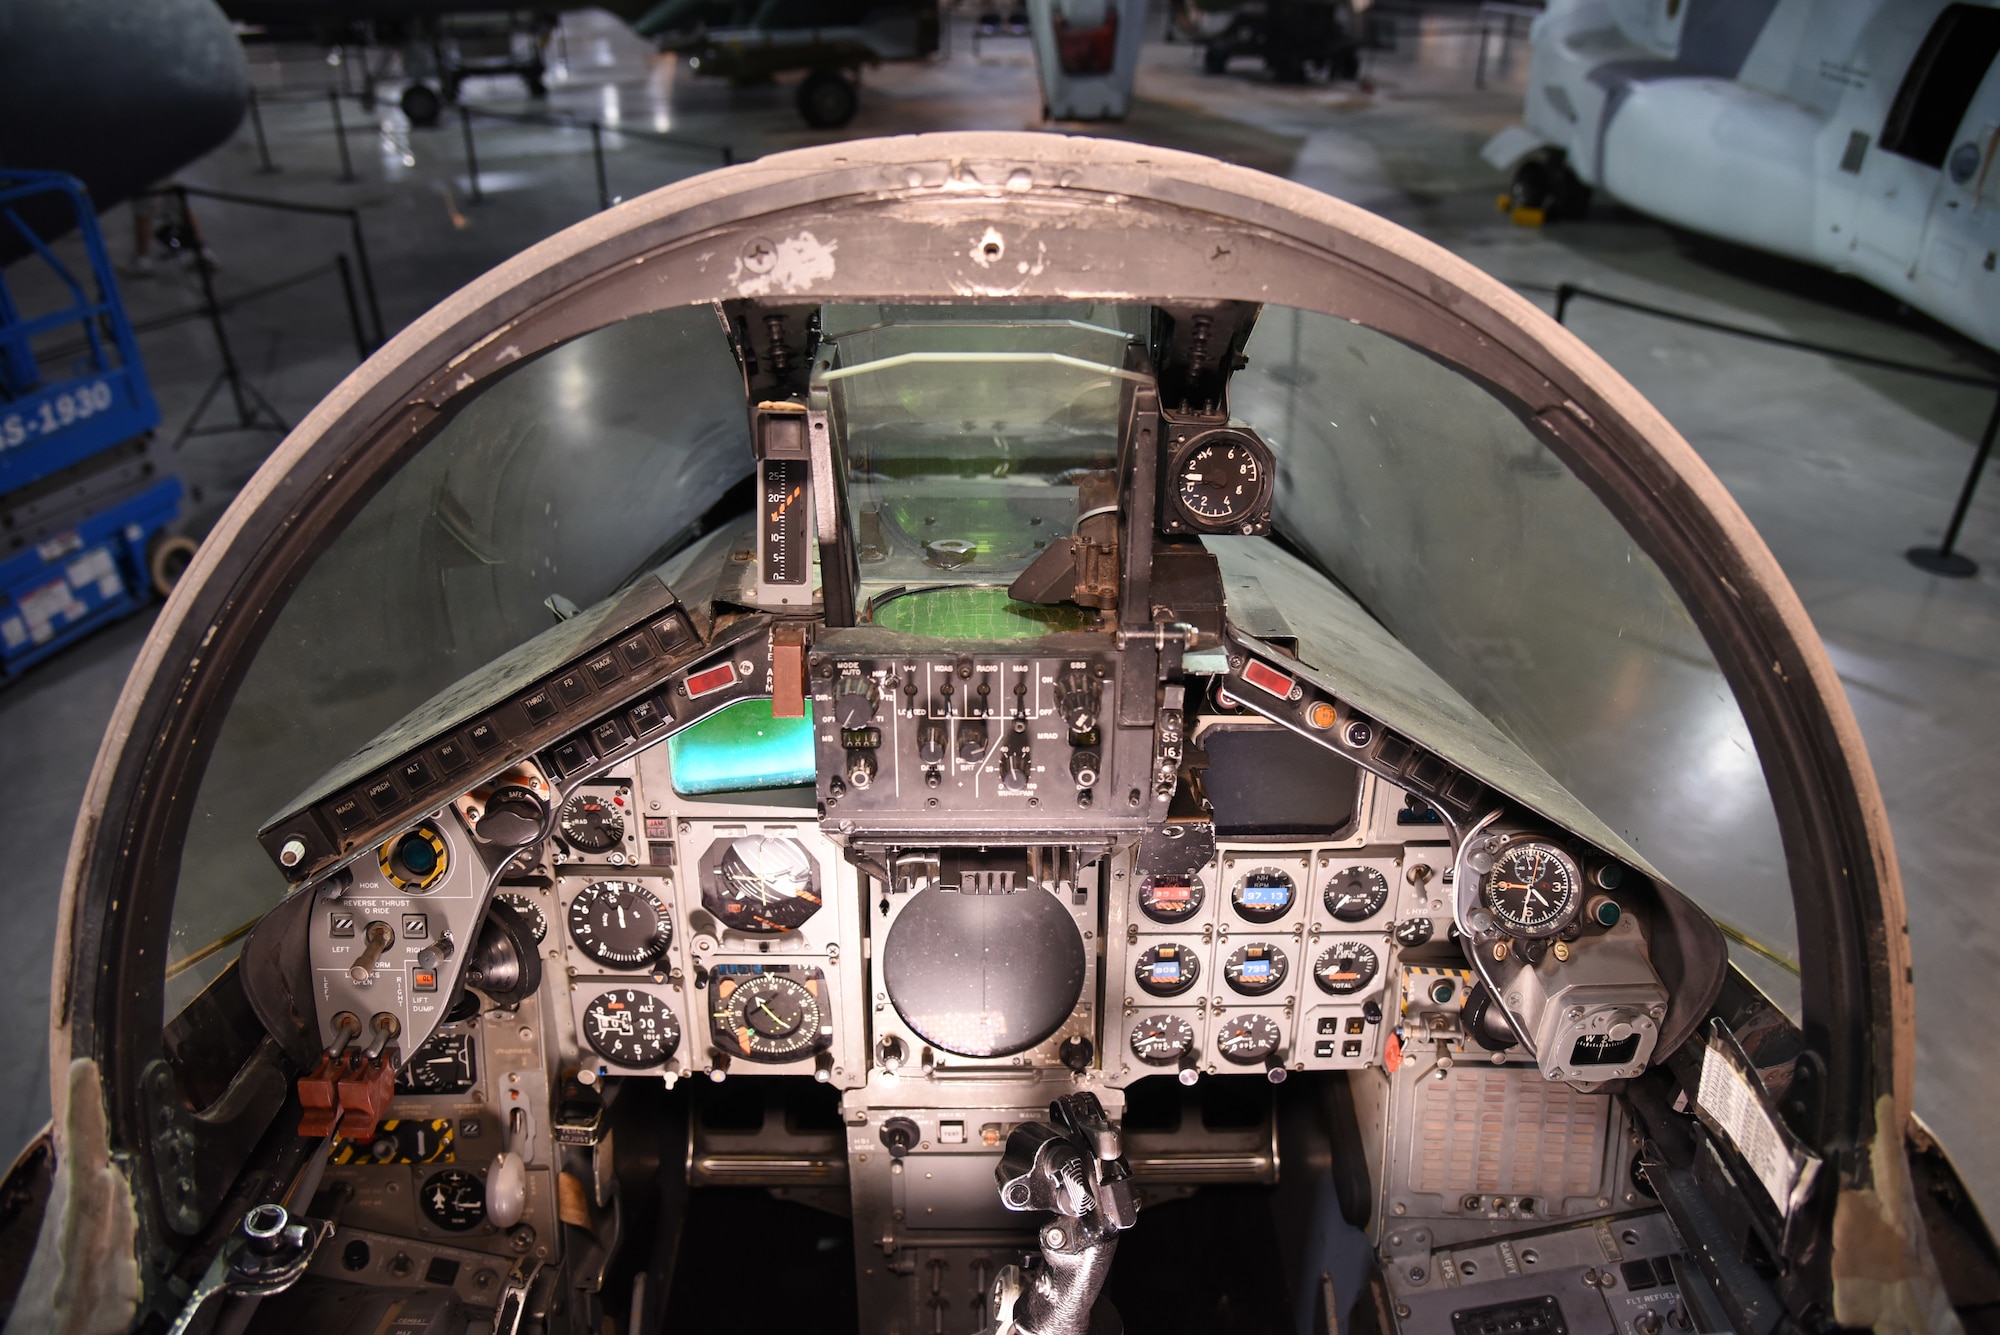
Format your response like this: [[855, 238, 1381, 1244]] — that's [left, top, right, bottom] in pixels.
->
[[881, 884, 1086, 1057]]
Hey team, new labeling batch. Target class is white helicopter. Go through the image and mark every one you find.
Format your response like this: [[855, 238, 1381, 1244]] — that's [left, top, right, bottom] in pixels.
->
[[1484, 0, 2000, 352]]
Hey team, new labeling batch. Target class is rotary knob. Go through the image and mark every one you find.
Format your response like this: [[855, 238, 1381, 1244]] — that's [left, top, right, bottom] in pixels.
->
[[1056, 668, 1099, 735], [834, 674, 876, 729]]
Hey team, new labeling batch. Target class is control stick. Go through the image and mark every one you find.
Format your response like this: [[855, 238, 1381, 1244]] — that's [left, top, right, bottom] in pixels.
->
[[979, 1093, 1136, 1335]]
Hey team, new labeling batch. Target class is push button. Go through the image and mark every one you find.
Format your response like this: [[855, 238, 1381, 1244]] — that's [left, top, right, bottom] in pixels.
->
[[628, 699, 664, 734], [412, 966, 439, 993], [591, 719, 629, 755], [329, 911, 357, 938], [616, 633, 654, 670], [553, 670, 592, 705], [329, 795, 369, 833], [467, 720, 502, 753], [585, 651, 621, 687], [433, 738, 470, 774], [398, 757, 433, 789], [552, 740, 593, 776], [363, 777, 400, 814], [650, 614, 690, 652], [401, 913, 429, 939], [521, 689, 556, 723]]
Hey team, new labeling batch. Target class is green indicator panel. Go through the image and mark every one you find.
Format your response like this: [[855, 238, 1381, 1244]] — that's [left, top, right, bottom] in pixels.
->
[[667, 698, 818, 795], [868, 585, 1095, 640]]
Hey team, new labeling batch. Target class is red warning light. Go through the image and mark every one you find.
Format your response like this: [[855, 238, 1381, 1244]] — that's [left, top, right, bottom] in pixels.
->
[[1241, 659, 1295, 699], [685, 662, 738, 698]]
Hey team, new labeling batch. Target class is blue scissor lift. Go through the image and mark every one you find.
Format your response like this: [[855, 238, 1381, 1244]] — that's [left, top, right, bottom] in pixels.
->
[[0, 170, 184, 677]]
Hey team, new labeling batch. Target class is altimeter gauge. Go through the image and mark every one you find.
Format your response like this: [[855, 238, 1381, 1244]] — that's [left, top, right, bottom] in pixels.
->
[[581, 988, 682, 1067], [558, 792, 625, 853]]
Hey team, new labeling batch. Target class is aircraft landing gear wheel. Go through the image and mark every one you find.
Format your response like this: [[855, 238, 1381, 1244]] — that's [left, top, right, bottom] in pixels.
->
[[401, 82, 443, 127], [797, 69, 858, 129], [147, 533, 199, 598], [1508, 150, 1591, 222]]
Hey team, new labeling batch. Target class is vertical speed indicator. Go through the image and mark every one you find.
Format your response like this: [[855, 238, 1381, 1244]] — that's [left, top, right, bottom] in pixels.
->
[[760, 457, 811, 586]]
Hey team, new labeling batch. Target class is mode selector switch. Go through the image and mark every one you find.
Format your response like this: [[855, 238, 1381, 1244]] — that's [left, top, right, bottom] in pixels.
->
[[917, 720, 947, 766], [1057, 667, 1099, 735], [833, 674, 876, 729], [956, 720, 988, 764]]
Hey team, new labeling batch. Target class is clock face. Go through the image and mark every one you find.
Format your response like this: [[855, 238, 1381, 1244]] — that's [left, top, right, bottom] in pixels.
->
[[1480, 839, 1581, 938]]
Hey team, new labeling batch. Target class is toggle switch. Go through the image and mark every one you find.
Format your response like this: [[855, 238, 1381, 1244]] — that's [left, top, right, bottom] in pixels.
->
[[349, 921, 395, 983]]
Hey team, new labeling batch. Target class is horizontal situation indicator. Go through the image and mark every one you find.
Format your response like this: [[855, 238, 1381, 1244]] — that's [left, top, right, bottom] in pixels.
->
[[1240, 659, 1295, 700], [685, 662, 738, 699]]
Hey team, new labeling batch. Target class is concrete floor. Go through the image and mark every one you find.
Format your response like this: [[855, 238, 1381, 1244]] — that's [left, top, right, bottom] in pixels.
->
[[3, 4, 1997, 1216]]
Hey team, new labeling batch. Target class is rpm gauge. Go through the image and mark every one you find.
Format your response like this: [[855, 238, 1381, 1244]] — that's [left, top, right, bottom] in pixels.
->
[[1137, 873, 1205, 925], [567, 880, 672, 967], [581, 988, 682, 1067], [1230, 867, 1296, 923], [1129, 1013, 1196, 1066], [701, 834, 824, 933], [1215, 1014, 1283, 1065], [711, 969, 831, 1061], [1222, 944, 1289, 996], [1323, 865, 1390, 923], [1480, 838, 1582, 939], [497, 892, 548, 944], [1133, 943, 1200, 997], [559, 792, 625, 853], [1312, 941, 1380, 996]]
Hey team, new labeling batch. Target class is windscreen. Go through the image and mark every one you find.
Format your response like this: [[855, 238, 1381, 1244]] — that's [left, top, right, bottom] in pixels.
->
[[821, 306, 1145, 590]]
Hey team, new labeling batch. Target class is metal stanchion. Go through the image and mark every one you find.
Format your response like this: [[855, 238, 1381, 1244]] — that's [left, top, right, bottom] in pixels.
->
[[592, 121, 610, 211], [460, 105, 484, 203], [329, 90, 356, 182], [334, 254, 370, 364], [248, 90, 279, 174], [1907, 392, 2000, 578]]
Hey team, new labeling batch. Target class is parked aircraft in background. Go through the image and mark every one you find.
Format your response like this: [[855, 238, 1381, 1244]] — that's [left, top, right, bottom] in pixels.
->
[[1485, 0, 2000, 352], [0, 0, 247, 256]]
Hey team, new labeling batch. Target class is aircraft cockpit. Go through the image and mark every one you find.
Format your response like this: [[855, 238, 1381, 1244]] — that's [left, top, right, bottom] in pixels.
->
[[11, 134, 1988, 1335]]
